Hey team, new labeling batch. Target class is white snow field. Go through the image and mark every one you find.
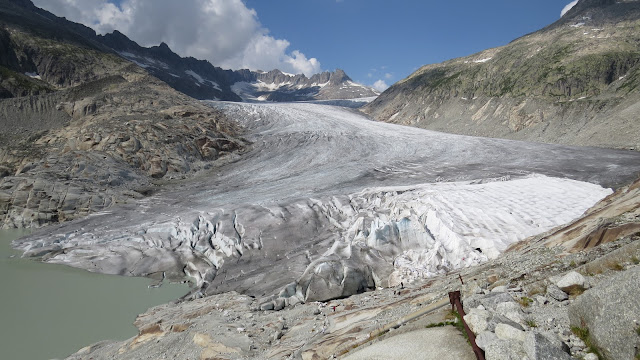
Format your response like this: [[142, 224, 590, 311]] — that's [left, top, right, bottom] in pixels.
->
[[16, 102, 640, 303]]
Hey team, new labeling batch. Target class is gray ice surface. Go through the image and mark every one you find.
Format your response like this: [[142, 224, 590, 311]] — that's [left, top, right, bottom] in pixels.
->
[[14, 102, 640, 301]]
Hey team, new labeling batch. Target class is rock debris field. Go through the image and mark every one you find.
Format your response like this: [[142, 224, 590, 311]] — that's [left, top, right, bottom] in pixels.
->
[[15, 102, 640, 308]]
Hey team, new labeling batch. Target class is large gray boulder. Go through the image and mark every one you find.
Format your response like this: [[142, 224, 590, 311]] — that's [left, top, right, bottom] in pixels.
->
[[485, 339, 527, 360], [523, 332, 573, 360], [568, 266, 640, 360]]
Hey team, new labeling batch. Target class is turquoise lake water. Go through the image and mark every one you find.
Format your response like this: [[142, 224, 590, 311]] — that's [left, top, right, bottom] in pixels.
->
[[0, 229, 188, 360]]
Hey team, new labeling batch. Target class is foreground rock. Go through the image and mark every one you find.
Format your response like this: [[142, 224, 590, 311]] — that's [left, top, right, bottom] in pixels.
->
[[569, 266, 640, 360]]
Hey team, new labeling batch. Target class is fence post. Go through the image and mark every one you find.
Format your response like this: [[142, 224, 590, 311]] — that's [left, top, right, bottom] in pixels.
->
[[448, 290, 486, 360]]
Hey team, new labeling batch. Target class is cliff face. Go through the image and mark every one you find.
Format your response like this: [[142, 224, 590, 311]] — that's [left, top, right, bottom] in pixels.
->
[[363, 0, 640, 150]]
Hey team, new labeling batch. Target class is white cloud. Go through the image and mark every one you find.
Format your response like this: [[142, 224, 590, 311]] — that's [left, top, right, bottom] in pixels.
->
[[384, 73, 393, 80], [372, 79, 389, 92], [31, 0, 322, 76], [561, 0, 579, 17]]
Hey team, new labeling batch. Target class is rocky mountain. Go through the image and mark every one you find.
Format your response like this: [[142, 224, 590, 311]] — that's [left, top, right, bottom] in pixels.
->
[[99, 29, 378, 102], [363, 0, 640, 150], [0, 0, 377, 103], [230, 68, 379, 102], [0, 0, 245, 228]]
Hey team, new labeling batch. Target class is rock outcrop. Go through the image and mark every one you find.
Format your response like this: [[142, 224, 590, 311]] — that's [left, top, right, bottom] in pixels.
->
[[0, 2, 245, 228], [569, 266, 640, 360]]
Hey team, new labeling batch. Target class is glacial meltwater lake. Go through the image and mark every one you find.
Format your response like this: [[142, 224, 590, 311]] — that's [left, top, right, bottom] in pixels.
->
[[0, 229, 189, 360]]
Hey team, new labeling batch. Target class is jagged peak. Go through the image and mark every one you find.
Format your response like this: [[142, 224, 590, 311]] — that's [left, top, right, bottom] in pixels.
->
[[6, 0, 36, 8], [560, 0, 640, 21]]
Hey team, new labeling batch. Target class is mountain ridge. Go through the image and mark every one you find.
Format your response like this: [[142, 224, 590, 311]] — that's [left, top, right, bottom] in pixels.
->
[[0, 0, 378, 102], [363, 0, 640, 150]]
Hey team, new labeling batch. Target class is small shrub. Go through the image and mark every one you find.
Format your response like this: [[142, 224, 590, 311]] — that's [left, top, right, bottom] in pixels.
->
[[444, 310, 458, 321], [525, 319, 537, 328], [569, 260, 577, 268], [565, 284, 587, 297], [636, 326, 640, 336], [610, 262, 625, 271], [450, 310, 471, 345], [517, 296, 534, 307]]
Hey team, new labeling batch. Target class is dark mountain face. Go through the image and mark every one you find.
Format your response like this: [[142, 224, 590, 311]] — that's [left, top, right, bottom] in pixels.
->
[[0, 0, 377, 102], [363, 0, 640, 150]]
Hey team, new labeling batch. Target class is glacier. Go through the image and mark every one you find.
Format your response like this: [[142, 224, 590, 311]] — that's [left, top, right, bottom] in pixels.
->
[[14, 101, 640, 305]]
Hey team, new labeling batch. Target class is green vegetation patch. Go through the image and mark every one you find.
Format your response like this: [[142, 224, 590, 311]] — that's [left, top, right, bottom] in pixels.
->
[[517, 296, 534, 307], [571, 326, 603, 359], [0, 65, 52, 94]]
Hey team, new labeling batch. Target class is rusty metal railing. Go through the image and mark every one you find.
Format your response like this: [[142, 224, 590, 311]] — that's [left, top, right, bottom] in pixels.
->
[[449, 290, 486, 360]]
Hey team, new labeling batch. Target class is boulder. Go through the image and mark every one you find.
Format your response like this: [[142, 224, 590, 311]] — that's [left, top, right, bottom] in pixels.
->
[[555, 271, 586, 293], [569, 267, 640, 360], [495, 301, 524, 325], [489, 314, 525, 332], [485, 339, 527, 360], [523, 332, 573, 360], [491, 285, 508, 293], [495, 323, 526, 342], [464, 308, 490, 334], [464, 292, 514, 313], [546, 284, 569, 302], [475, 331, 498, 351]]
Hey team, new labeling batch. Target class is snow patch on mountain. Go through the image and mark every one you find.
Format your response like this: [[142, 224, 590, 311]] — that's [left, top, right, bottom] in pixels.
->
[[185, 70, 221, 91]]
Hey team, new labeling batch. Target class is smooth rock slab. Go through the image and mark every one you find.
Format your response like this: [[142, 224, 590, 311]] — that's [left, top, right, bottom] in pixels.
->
[[342, 327, 475, 360]]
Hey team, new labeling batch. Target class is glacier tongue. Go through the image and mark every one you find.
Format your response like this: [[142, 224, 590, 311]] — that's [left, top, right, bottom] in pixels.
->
[[14, 101, 638, 306], [271, 175, 610, 305]]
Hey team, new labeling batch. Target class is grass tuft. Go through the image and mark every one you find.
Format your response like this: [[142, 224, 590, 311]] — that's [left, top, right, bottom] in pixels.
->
[[450, 310, 471, 345], [517, 296, 534, 307], [425, 320, 456, 328], [571, 326, 603, 359], [525, 319, 538, 328]]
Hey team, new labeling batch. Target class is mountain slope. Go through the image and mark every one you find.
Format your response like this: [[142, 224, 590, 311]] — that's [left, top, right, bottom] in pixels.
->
[[0, 0, 377, 103], [363, 0, 640, 150], [0, 0, 244, 228]]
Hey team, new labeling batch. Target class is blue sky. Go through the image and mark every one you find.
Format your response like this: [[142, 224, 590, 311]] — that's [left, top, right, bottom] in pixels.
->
[[33, 0, 577, 90], [243, 0, 571, 88]]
